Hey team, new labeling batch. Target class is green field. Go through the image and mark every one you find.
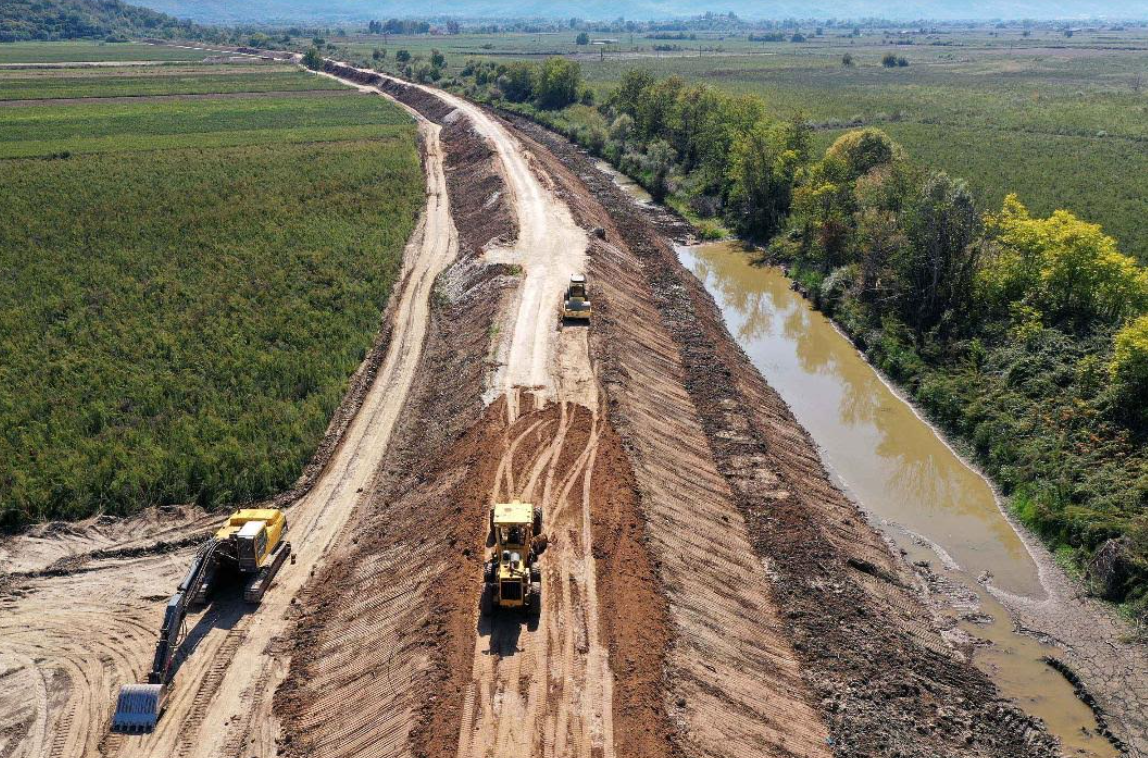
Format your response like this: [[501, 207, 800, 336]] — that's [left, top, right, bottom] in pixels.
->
[[0, 65, 343, 100], [341, 27, 1148, 261], [0, 91, 409, 156], [0, 40, 229, 63], [0, 46, 423, 527]]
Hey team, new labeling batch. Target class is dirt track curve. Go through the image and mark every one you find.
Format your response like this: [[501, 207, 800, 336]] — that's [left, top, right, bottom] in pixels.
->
[[4, 57, 1137, 758]]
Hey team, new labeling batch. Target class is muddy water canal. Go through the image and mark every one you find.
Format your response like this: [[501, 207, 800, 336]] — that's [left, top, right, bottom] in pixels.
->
[[677, 241, 1117, 758]]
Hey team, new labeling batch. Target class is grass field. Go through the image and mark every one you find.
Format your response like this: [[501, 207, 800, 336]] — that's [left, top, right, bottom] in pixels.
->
[[0, 65, 343, 100], [0, 40, 232, 63], [0, 92, 409, 157], [0, 45, 423, 526], [338, 27, 1148, 261]]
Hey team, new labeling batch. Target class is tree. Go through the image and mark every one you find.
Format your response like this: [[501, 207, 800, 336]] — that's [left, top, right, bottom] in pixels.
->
[[609, 113, 634, 145], [576, 31, 590, 45], [896, 172, 981, 331], [897, 56, 909, 67], [882, 52, 898, 67], [727, 120, 804, 241], [430, 48, 445, 68], [446, 19, 461, 35], [372, 48, 385, 60], [982, 196, 1148, 325], [842, 52, 854, 66], [535, 57, 581, 110], [498, 61, 536, 103], [643, 140, 677, 202], [825, 128, 899, 180], [395, 49, 411, 63], [302, 47, 323, 71]]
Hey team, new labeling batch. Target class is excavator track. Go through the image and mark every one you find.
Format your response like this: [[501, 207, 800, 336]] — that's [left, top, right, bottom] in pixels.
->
[[244, 541, 291, 603]]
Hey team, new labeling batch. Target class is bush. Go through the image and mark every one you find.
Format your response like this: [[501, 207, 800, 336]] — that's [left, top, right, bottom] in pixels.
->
[[576, 32, 590, 45], [395, 49, 411, 63], [1111, 315, 1148, 414], [535, 57, 581, 110], [882, 52, 898, 67], [498, 62, 536, 103], [301, 47, 323, 71]]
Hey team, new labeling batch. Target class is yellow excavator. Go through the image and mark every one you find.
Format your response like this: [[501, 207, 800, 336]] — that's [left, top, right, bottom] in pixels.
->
[[111, 508, 291, 732], [481, 501, 542, 615]]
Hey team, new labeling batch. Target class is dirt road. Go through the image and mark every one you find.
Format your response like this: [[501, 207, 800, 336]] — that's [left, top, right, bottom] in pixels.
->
[[0, 87, 457, 758], [371, 72, 615, 758], [1, 58, 1110, 758]]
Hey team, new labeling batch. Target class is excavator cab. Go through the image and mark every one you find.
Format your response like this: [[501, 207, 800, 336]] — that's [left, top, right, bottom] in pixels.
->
[[112, 508, 291, 732], [482, 501, 542, 615]]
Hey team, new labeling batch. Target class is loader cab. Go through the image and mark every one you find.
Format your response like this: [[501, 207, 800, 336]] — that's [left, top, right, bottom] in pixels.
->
[[483, 501, 543, 615], [215, 508, 288, 573], [563, 274, 592, 322]]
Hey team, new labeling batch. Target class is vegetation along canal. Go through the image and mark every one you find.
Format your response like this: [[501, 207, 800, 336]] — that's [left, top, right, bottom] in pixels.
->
[[677, 241, 1119, 758]]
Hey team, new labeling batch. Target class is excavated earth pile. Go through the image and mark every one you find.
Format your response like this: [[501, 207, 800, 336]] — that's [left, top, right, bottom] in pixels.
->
[[274, 75, 517, 758], [501, 113, 1062, 758]]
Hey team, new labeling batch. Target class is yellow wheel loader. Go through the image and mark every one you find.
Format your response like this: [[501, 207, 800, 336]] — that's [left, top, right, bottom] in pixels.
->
[[111, 508, 290, 733], [562, 274, 591, 323], [481, 501, 543, 616]]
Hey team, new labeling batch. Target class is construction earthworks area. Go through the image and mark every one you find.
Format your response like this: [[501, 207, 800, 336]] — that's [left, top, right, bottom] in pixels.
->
[[0, 60, 1093, 758]]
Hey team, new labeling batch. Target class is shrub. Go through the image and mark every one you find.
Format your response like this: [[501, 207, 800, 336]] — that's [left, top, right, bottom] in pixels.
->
[[576, 32, 590, 45], [882, 52, 898, 67], [1111, 315, 1148, 415], [499, 62, 536, 103], [301, 47, 323, 70], [535, 57, 581, 110]]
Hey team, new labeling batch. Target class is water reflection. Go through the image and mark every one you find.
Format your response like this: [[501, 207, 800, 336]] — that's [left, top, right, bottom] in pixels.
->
[[682, 242, 1043, 597], [678, 242, 1121, 757]]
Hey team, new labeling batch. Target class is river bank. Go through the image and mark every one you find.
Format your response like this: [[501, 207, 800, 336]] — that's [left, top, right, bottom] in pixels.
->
[[676, 242, 1146, 757]]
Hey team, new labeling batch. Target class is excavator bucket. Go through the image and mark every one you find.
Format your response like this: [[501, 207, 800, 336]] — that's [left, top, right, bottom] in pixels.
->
[[111, 684, 163, 732]]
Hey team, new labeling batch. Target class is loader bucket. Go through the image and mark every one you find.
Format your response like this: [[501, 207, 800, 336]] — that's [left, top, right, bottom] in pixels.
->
[[111, 684, 163, 732]]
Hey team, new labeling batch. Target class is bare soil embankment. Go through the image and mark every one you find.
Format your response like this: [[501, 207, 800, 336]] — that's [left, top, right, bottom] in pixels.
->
[[274, 67, 516, 758], [504, 113, 1062, 758]]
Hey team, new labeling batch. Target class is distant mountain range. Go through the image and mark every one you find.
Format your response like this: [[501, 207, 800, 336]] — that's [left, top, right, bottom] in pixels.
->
[[129, 0, 1148, 24]]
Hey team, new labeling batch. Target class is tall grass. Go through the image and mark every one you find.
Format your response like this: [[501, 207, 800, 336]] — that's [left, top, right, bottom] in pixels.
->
[[0, 70, 423, 528]]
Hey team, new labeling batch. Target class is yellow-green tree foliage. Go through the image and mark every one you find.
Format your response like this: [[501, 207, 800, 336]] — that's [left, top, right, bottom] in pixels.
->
[[981, 195, 1148, 324], [1111, 315, 1148, 395], [824, 127, 901, 181]]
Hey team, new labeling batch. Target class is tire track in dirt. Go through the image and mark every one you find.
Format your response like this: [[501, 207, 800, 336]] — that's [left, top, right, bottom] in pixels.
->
[[149, 95, 459, 758], [0, 73, 458, 758]]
